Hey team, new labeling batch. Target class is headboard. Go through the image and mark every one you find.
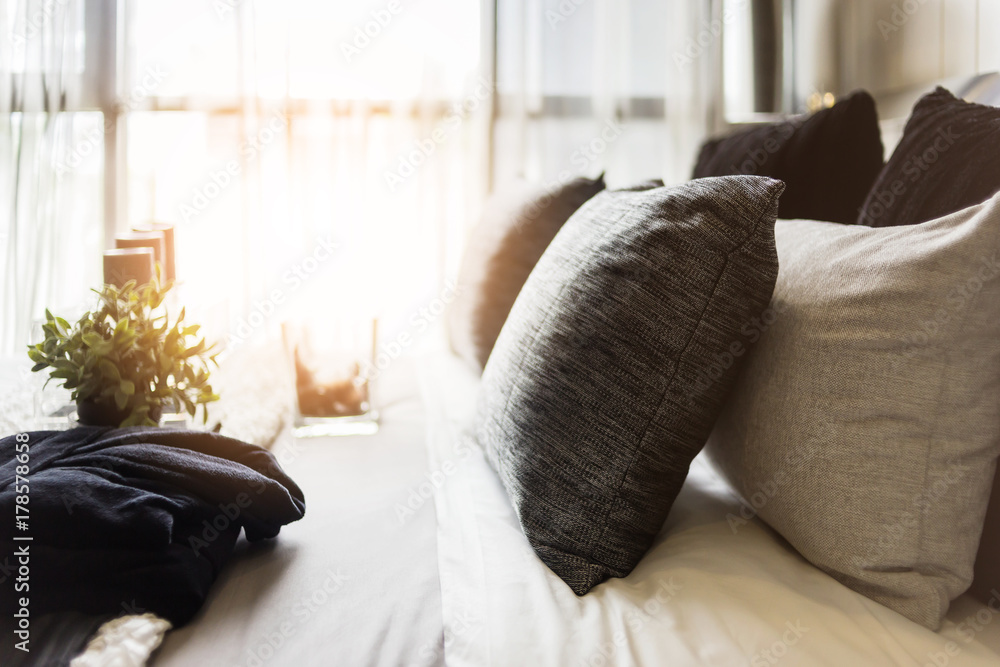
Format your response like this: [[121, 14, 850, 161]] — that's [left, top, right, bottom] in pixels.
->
[[873, 71, 1000, 154]]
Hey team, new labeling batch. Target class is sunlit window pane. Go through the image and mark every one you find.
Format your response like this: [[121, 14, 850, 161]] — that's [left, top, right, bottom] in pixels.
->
[[124, 0, 487, 341], [127, 0, 480, 101]]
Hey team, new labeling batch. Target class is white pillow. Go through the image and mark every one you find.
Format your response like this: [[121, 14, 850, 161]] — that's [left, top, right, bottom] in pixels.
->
[[706, 192, 1000, 629]]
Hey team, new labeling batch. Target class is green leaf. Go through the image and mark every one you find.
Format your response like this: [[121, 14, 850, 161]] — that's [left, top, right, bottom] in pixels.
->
[[114, 389, 128, 410], [117, 329, 137, 347], [120, 379, 135, 396], [52, 358, 76, 373], [31, 362, 48, 372], [98, 359, 121, 381], [82, 332, 104, 348], [180, 340, 206, 358], [91, 339, 114, 357]]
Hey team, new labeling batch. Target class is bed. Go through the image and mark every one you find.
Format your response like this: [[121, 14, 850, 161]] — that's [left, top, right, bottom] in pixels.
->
[[140, 347, 1000, 666], [4, 326, 1000, 665], [152, 75, 1000, 667]]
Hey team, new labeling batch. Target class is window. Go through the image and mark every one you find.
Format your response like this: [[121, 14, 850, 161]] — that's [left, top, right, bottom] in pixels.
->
[[1, 0, 490, 355]]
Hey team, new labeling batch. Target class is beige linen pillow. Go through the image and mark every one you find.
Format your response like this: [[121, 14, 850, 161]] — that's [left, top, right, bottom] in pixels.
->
[[706, 192, 1000, 629]]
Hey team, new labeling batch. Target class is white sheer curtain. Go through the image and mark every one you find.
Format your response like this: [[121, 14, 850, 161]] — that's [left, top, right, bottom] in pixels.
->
[[2, 0, 490, 356], [121, 0, 491, 348], [3, 0, 722, 357], [492, 0, 719, 189], [0, 0, 102, 356]]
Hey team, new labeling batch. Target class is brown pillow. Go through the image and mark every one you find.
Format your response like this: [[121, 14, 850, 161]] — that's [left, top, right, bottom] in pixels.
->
[[448, 175, 605, 372], [970, 471, 1000, 604]]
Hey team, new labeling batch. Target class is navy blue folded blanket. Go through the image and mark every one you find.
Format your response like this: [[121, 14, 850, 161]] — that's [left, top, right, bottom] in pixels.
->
[[0, 426, 305, 625]]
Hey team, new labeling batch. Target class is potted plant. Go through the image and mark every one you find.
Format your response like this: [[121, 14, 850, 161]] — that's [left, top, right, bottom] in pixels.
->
[[28, 276, 219, 427]]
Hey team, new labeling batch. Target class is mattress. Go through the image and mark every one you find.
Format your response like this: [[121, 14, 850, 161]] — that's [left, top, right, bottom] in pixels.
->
[[422, 351, 1000, 667]]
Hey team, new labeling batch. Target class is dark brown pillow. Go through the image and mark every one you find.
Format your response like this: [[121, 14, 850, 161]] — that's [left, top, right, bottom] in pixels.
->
[[970, 467, 1000, 606], [448, 175, 605, 372], [858, 87, 1000, 227], [692, 91, 883, 224]]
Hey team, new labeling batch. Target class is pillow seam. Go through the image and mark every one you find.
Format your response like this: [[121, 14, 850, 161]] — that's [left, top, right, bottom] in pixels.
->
[[580, 194, 776, 571], [490, 198, 646, 483]]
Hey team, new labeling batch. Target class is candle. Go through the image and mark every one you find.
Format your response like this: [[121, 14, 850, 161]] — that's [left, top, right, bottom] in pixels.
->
[[132, 223, 176, 281], [103, 248, 155, 287], [115, 232, 166, 279]]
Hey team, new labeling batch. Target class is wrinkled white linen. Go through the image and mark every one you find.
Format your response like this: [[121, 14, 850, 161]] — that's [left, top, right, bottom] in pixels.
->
[[423, 352, 1000, 667]]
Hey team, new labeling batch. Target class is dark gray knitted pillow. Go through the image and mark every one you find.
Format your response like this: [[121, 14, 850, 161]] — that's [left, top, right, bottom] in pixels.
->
[[476, 176, 784, 594], [448, 175, 606, 373]]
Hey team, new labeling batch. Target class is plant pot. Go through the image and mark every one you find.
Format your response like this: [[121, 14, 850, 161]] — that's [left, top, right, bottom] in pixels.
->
[[76, 399, 161, 427]]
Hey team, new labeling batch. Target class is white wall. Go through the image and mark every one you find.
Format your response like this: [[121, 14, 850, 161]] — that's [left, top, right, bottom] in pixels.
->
[[799, 0, 1000, 97]]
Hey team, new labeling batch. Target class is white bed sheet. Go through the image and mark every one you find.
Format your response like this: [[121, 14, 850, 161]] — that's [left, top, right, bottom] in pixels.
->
[[151, 357, 445, 667], [423, 352, 1000, 667]]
